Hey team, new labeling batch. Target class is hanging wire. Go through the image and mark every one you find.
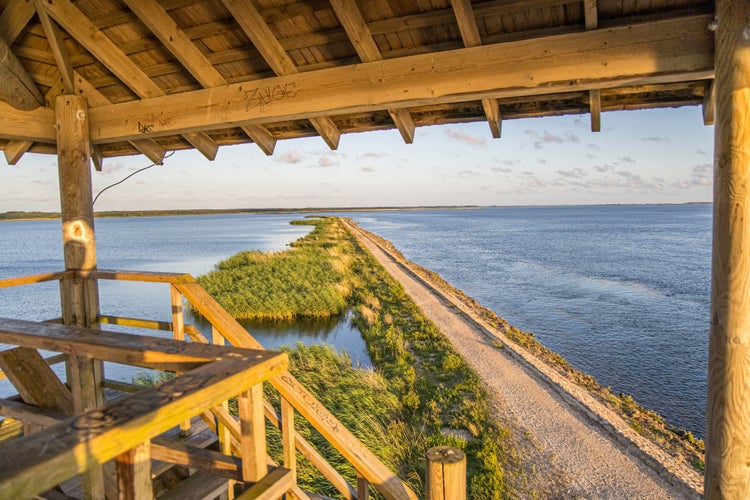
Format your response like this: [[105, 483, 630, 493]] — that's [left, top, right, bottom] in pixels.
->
[[92, 151, 175, 207]]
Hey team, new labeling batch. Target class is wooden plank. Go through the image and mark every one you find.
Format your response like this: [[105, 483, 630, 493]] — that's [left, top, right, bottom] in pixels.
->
[[0, 348, 74, 414], [3, 140, 33, 165], [116, 441, 152, 500], [0, 0, 36, 43], [34, 0, 75, 94], [86, 15, 714, 144], [703, 79, 715, 126], [170, 285, 190, 436], [241, 124, 276, 155], [236, 467, 293, 500], [0, 317, 278, 371], [99, 315, 173, 332], [150, 438, 242, 480], [82, 269, 196, 284], [158, 470, 230, 500], [238, 384, 266, 482], [589, 89, 601, 132], [0, 271, 71, 289], [0, 354, 287, 499], [705, 0, 750, 497]]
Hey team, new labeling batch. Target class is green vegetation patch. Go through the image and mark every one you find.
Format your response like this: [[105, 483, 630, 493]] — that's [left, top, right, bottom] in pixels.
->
[[195, 218, 352, 321], [197, 217, 538, 498]]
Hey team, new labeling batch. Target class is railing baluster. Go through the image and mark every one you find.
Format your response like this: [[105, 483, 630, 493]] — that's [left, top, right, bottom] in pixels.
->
[[358, 474, 370, 500], [238, 384, 266, 483], [280, 396, 296, 484], [213, 326, 236, 500], [116, 441, 153, 500], [170, 285, 191, 436]]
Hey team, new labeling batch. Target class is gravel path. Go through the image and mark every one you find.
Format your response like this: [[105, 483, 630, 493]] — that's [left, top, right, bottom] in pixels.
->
[[347, 221, 700, 499]]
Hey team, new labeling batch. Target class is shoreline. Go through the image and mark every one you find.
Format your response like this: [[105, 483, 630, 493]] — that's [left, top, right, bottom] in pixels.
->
[[344, 218, 703, 497]]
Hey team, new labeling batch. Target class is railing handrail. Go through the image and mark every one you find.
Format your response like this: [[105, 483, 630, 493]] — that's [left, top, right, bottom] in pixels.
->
[[1, 269, 417, 500]]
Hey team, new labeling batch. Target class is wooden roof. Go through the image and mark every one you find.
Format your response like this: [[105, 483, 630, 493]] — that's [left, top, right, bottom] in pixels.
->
[[0, 0, 715, 166]]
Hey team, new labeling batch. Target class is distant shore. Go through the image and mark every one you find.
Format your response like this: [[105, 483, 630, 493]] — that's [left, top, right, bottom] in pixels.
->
[[0, 206, 480, 222]]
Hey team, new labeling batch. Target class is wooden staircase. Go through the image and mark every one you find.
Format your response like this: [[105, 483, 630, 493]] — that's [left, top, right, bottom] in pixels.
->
[[0, 270, 417, 500]]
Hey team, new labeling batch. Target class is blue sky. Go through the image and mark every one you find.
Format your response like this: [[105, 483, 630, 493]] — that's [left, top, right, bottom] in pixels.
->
[[1, 105, 714, 212]]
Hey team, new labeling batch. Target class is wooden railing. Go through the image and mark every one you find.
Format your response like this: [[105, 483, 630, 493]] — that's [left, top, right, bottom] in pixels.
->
[[0, 269, 417, 500]]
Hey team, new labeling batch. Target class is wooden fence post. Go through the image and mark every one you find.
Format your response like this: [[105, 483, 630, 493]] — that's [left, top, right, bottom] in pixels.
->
[[705, 1, 750, 498], [425, 446, 465, 500]]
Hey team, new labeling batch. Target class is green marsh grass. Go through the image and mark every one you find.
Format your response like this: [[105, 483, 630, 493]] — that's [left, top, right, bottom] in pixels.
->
[[198, 217, 542, 498]]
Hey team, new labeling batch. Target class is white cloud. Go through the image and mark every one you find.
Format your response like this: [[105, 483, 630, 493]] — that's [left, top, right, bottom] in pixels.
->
[[444, 129, 487, 147], [276, 150, 303, 164]]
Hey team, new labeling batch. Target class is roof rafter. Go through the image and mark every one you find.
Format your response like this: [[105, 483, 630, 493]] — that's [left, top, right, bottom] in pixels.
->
[[583, 0, 600, 131], [450, 0, 501, 138], [0, 0, 36, 44], [43, 0, 219, 161], [122, 0, 276, 156], [220, 0, 340, 150], [34, 0, 75, 94], [330, 0, 416, 144]]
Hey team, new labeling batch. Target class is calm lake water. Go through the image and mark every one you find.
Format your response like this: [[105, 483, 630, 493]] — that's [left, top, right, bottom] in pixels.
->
[[0, 206, 710, 436], [0, 214, 370, 390], [351, 205, 711, 437]]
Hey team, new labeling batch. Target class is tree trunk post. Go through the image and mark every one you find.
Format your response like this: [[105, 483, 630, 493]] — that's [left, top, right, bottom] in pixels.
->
[[705, 2, 750, 498], [425, 446, 466, 500]]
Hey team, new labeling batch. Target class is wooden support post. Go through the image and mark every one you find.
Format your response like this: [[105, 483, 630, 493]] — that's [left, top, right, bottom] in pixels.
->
[[170, 285, 190, 435], [116, 441, 153, 500], [425, 446, 465, 500], [238, 384, 266, 483], [213, 326, 235, 500], [705, 2, 750, 498], [280, 396, 296, 484], [357, 474, 370, 500], [56, 94, 105, 500]]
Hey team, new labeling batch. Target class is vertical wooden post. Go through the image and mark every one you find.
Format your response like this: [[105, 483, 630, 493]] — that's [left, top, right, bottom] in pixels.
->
[[170, 285, 190, 436], [280, 396, 296, 484], [213, 327, 235, 500], [706, 2, 750, 498], [116, 442, 153, 500], [425, 446, 465, 500], [238, 384, 267, 483], [56, 94, 105, 499]]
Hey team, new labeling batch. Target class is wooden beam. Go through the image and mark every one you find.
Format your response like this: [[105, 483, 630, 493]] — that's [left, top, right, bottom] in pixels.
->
[[235, 467, 293, 500], [3, 140, 33, 165], [330, 0, 415, 144], [122, 0, 225, 88], [0, 347, 74, 414], [450, 0, 502, 138], [589, 89, 601, 132], [0, 0, 36, 43], [0, 398, 65, 428], [238, 384, 266, 482], [450, 0, 481, 47], [82, 15, 714, 144], [45, 0, 163, 99], [34, 0, 75, 94], [481, 98, 501, 138], [703, 80, 715, 126], [221, 0, 341, 150], [241, 124, 276, 155], [705, 0, 750, 497], [183, 131, 219, 161], [583, 0, 598, 30], [150, 438, 242, 481], [0, 33, 44, 110]]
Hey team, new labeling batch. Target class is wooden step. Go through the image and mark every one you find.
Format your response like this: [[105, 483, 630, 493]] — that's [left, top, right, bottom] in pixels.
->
[[236, 467, 293, 500], [158, 470, 229, 500]]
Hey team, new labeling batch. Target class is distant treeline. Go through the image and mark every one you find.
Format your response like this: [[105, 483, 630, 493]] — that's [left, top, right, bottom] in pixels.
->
[[0, 206, 478, 221]]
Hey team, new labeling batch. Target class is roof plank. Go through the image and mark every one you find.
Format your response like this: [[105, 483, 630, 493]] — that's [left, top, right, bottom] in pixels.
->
[[221, 0, 341, 150]]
